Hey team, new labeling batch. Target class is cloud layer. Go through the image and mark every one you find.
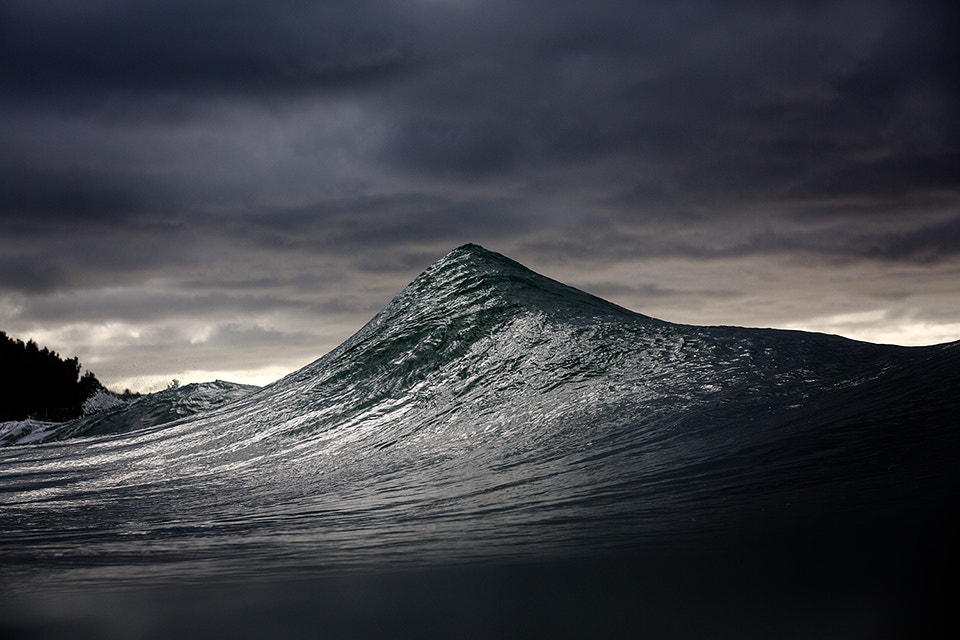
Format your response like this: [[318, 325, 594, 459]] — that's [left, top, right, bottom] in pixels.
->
[[2, 1, 958, 390]]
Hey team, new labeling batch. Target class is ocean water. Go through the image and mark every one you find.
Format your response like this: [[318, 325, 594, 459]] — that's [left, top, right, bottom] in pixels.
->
[[1, 244, 957, 638]]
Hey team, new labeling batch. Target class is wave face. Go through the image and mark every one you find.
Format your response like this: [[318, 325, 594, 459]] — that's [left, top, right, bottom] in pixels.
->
[[2, 244, 958, 638], [0, 380, 258, 445]]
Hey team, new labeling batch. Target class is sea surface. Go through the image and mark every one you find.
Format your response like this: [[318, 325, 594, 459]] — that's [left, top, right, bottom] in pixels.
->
[[2, 244, 957, 638]]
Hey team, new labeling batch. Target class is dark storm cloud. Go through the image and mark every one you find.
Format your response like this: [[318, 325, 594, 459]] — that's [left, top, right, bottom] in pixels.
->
[[860, 215, 960, 262], [20, 290, 310, 324], [0, 167, 155, 228], [559, 213, 960, 265], [4, 1, 957, 221], [228, 194, 533, 255], [2, 0, 959, 384], [807, 152, 960, 201], [837, 1, 960, 110], [0, 193, 200, 294], [693, 215, 960, 263], [0, 0, 418, 103], [381, 117, 522, 177], [0, 256, 64, 294], [579, 281, 736, 302]]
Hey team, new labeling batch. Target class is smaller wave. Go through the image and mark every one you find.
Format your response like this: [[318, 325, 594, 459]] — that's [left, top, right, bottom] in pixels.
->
[[0, 418, 60, 446], [0, 380, 258, 446]]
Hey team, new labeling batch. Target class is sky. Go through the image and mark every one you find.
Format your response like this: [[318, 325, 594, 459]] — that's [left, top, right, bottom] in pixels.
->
[[1, 0, 958, 393]]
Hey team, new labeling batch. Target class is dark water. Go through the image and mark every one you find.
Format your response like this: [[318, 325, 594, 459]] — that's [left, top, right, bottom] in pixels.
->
[[2, 245, 958, 638]]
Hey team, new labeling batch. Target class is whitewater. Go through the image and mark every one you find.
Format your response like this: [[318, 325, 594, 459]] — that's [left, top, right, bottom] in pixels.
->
[[1, 244, 957, 638]]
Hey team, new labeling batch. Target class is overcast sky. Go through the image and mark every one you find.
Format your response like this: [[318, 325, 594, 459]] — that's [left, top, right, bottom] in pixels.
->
[[2, 0, 958, 392]]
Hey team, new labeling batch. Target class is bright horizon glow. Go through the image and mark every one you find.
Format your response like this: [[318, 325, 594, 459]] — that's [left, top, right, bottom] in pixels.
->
[[784, 312, 960, 347]]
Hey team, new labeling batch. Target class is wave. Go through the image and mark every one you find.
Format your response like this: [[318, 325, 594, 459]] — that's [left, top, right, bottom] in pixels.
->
[[1, 243, 957, 638], [0, 380, 258, 446]]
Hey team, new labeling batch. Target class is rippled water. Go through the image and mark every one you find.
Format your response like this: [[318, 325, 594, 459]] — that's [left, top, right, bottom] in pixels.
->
[[2, 245, 958, 638]]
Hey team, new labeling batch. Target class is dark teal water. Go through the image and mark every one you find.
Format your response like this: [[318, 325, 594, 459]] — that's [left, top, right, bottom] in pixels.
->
[[2, 245, 957, 638]]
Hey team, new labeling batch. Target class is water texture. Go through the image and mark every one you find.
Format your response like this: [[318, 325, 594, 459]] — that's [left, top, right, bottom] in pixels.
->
[[1, 244, 957, 638]]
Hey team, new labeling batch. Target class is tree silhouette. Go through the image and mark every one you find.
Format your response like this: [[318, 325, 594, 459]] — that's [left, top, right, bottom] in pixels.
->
[[0, 331, 104, 422]]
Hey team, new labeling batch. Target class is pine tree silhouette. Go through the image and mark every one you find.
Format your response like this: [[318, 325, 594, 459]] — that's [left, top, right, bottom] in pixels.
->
[[0, 331, 103, 422]]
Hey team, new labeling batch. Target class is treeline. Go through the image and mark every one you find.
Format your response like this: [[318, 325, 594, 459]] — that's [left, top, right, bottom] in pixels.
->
[[0, 331, 103, 422]]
